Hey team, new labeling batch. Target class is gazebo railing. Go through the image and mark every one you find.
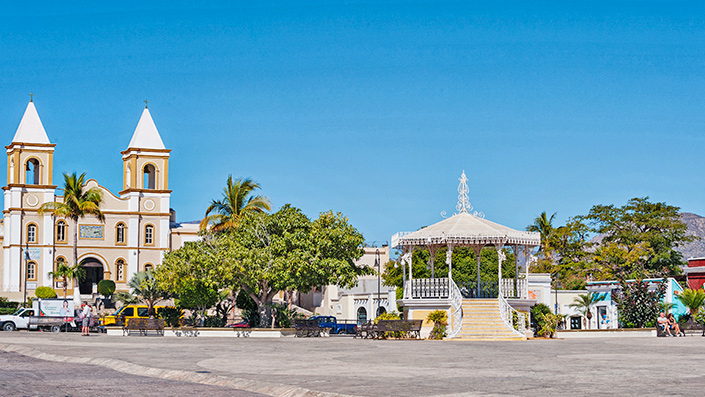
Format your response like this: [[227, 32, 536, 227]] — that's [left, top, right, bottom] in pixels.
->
[[500, 278, 528, 299], [498, 294, 527, 337], [448, 280, 463, 338], [410, 278, 449, 299]]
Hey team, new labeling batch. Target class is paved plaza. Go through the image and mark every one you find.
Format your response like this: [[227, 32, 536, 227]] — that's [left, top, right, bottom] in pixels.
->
[[1, 332, 704, 396]]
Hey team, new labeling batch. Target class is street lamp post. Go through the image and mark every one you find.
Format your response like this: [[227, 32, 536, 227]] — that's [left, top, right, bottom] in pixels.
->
[[375, 249, 381, 317], [23, 242, 29, 307]]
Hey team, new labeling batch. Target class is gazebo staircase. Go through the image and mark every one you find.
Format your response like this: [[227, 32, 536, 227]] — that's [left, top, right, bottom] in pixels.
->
[[453, 299, 526, 340]]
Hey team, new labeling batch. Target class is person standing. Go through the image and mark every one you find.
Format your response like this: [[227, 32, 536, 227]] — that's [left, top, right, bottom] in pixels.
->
[[81, 302, 92, 336]]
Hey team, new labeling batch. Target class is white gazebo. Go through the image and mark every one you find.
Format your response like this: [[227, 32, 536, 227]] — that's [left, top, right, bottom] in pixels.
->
[[392, 171, 541, 339]]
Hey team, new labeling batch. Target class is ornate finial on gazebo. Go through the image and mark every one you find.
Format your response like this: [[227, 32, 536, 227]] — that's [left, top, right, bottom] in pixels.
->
[[455, 170, 484, 218]]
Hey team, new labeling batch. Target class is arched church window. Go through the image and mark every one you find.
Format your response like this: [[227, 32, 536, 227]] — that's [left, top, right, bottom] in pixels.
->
[[27, 223, 37, 243], [144, 263, 153, 273], [54, 257, 66, 288], [25, 158, 40, 185], [143, 164, 156, 189], [116, 259, 125, 282], [144, 224, 154, 245], [126, 163, 131, 188], [56, 221, 66, 242], [116, 222, 126, 244]]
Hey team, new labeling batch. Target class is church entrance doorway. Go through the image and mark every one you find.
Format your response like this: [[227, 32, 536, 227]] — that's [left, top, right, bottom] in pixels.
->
[[79, 258, 104, 295]]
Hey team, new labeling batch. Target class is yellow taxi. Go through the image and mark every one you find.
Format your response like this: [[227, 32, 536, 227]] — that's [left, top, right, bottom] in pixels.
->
[[102, 304, 171, 326]]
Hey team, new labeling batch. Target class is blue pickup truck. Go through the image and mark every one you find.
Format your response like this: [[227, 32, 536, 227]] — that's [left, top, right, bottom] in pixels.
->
[[310, 316, 357, 334]]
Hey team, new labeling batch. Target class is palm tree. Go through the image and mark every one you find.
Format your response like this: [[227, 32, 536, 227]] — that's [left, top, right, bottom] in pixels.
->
[[676, 288, 705, 316], [39, 172, 105, 270], [527, 212, 557, 272], [199, 175, 271, 232], [128, 270, 167, 318], [569, 292, 606, 330], [48, 262, 85, 299]]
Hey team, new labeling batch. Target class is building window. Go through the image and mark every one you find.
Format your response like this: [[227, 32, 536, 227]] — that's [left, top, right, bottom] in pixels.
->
[[144, 224, 154, 245], [27, 261, 37, 281], [26, 158, 40, 184], [357, 307, 367, 324], [56, 221, 66, 242], [27, 223, 37, 243], [116, 259, 125, 282], [143, 164, 156, 189], [116, 222, 126, 244], [144, 263, 153, 273], [54, 257, 66, 288]]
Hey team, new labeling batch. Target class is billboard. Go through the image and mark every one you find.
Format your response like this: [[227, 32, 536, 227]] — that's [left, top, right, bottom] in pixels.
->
[[34, 299, 74, 317]]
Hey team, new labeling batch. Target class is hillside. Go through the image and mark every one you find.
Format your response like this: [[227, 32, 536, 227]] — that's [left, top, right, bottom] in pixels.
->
[[678, 212, 705, 259]]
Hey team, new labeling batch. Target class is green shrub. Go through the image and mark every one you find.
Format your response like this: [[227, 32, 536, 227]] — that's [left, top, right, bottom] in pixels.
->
[[0, 308, 16, 315], [204, 315, 226, 328], [35, 286, 57, 299], [427, 310, 448, 340], [0, 297, 20, 308], [531, 303, 552, 332], [537, 312, 563, 338], [268, 303, 301, 328], [97, 280, 116, 297], [160, 307, 183, 327]]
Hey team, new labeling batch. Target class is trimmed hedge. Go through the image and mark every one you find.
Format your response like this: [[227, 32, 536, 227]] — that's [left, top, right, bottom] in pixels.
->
[[35, 286, 58, 299]]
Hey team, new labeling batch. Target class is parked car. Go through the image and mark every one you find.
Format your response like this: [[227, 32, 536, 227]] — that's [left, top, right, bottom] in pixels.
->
[[102, 305, 172, 326], [309, 316, 357, 334], [226, 321, 250, 328]]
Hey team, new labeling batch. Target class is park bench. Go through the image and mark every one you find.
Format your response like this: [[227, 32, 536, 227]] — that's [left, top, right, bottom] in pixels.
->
[[294, 319, 329, 337], [123, 318, 165, 336], [656, 319, 704, 337], [376, 320, 423, 339]]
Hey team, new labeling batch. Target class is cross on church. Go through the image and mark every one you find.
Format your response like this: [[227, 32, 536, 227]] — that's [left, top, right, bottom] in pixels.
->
[[29, 92, 34, 102], [144, 99, 149, 108]]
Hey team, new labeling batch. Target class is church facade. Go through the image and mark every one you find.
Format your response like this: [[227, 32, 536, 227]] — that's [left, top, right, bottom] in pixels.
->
[[0, 100, 199, 301]]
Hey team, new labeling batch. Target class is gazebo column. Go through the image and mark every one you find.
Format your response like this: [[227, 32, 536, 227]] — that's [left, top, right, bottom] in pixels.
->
[[401, 249, 411, 299], [472, 245, 483, 297], [514, 244, 519, 298], [446, 244, 454, 282], [495, 243, 505, 298]]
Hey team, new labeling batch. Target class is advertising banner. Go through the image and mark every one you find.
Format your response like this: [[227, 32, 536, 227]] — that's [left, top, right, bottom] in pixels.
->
[[35, 299, 74, 317]]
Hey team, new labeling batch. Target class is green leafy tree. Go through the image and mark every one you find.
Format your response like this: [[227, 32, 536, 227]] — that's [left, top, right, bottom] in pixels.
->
[[48, 263, 85, 299], [199, 175, 271, 233], [569, 292, 606, 330], [39, 172, 104, 269], [611, 277, 666, 328], [578, 197, 695, 278], [175, 280, 220, 324], [128, 270, 168, 318], [676, 289, 705, 316], [159, 205, 369, 328]]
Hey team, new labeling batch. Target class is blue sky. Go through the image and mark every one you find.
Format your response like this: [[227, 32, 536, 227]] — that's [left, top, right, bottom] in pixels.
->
[[2, 1, 705, 245]]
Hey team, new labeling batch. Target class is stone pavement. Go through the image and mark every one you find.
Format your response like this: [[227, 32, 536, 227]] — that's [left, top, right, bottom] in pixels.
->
[[1, 332, 704, 396], [0, 350, 265, 397]]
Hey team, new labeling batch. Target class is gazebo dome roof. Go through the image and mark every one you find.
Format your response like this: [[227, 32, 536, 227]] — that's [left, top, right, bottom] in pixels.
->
[[399, 212, 540, 247]]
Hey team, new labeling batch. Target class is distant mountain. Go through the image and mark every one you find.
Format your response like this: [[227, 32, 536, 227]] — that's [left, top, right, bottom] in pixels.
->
[[586, 212, 705, 260], [677, 212, 705, 259]]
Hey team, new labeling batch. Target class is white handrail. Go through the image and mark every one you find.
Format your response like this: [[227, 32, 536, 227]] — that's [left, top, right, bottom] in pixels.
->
[[448, 279, 463, 338], [498, 294, 526, 337]]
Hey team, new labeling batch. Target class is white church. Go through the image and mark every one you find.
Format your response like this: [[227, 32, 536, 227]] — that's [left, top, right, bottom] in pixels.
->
[[0, 99, 199, 301]]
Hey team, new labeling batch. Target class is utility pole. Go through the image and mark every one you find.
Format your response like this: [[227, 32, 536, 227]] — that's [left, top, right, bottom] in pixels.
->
[[375, 249, 381, 317], [23, 242, 29, 307]]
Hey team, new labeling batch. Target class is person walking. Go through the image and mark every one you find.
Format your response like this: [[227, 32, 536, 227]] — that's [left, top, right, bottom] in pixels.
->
[[81, 302, 92, 336]]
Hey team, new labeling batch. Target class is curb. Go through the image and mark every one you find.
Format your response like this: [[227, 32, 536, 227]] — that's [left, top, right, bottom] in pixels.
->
[[0, 343, 356, 397]]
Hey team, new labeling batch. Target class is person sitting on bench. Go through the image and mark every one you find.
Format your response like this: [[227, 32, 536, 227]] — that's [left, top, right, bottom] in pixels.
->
[[657, 312, 672, 336], [668, 313, 683, 337]]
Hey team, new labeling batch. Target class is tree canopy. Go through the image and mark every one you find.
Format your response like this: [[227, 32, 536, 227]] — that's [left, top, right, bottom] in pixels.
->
[[156, 204, 369, 327], [199, 175, 271, 232]]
